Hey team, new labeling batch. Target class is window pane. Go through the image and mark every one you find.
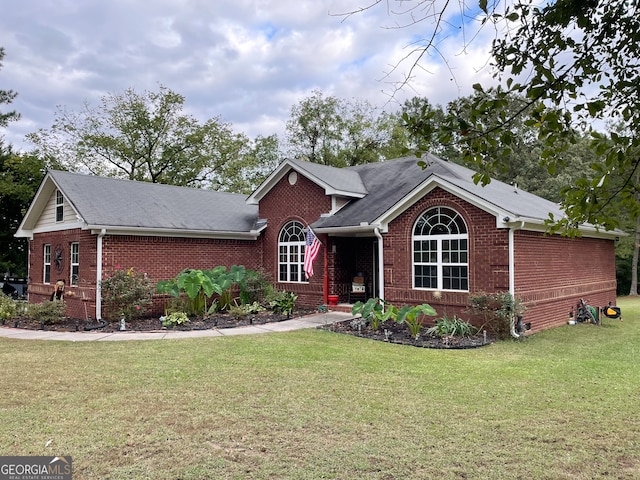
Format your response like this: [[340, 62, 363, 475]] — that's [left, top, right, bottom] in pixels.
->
[[279, 265, 287, 282], [414, 265, 437, 289]]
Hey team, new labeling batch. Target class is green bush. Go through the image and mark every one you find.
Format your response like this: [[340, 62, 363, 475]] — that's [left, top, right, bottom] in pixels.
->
[[240, 268, 272, 304], [228, 301, 266, 319], [26, 301, 66, 325], [467, 291, 526, 339], [0, 293, 18, 323], [101, 267, 154, 321], [268, 291, 297, 318], [161, 312, 190, 328]]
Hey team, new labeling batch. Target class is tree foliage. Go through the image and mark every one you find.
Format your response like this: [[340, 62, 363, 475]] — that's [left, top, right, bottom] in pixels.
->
[[26, 85, 255, 190], [285, 90, 406, 166], [0, 150, 48, 276], [0, 47, 19, 130], [352, 0, 640, 233]]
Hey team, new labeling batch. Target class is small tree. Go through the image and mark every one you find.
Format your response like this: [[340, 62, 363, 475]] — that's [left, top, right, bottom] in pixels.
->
[[101, 267, 154, 321]]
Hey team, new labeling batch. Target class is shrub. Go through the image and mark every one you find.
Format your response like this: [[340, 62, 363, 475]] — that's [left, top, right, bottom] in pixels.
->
[[161, 311, 190, 328], [26, 301, 66, 325], [228, 301, 266, 319], [426, 315, 477, 338], [268, 291, 298, 318], [101, 266, 154, 321], [0, 293, 18, 323], [240, 268, 272, 304], [467, 291, 526, 339]]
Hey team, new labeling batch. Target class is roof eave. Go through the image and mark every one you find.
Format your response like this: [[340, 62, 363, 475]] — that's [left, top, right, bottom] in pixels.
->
[[87, 225, 262, 240]]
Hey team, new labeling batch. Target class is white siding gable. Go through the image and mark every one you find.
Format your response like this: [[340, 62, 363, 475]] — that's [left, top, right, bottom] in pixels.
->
[[34, 190, 80, 232]]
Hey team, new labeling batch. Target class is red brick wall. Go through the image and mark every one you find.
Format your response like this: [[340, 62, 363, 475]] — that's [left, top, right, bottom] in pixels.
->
[[100, 235, 260, 281], [29, 230, 98, 320], [380, 187, 617, 333], [383, 187, 507, 321], [258, 170, 332, 307], [514, 231, 617, 331], [29, 231, 261, 321]]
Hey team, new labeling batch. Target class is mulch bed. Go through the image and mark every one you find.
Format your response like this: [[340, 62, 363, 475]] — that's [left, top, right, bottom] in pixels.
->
[[3, 309, 318, 333], [4, 310, 496, 349], [320, 318, 496, 349]]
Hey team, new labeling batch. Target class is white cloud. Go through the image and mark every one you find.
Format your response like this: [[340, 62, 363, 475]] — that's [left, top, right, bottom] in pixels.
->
[[0, 0, 499, 151]]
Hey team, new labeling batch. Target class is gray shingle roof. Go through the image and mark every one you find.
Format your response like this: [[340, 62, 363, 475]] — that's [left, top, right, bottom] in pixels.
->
[[48, 170, 258, 233], [286, 158, 367, 196], [312, 155, 565, 229]]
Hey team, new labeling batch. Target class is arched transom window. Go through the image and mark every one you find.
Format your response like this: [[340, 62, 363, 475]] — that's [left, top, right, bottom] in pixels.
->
[[278, 221, 307, 283], [413, 206, 469, 291]]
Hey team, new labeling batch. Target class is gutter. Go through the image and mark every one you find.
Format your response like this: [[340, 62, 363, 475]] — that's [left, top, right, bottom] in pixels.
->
[[374, 227, 384, 301], [95, 228, 106, 321], [88, 226, 264, 240]]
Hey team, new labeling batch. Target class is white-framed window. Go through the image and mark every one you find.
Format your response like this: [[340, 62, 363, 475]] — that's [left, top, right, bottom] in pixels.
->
[[55, 190, 64, 222], [278, 221, 306, 283], [70, 242, 79, 286], [44, 244, 51, 284], [413, 206, 469, 291]]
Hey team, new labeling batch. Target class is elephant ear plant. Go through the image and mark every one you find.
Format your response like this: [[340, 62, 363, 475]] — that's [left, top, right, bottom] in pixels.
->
[[156, 268, 223, 316], [351, 298, 398, 331], [396, 303, 437, 339]]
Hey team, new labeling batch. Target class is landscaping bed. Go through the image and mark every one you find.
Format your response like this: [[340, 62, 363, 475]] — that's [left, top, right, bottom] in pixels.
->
[[3, 308, 318, 333], [321, 317, 496, 349]]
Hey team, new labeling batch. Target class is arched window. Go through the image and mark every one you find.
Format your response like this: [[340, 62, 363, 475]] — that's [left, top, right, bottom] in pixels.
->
[[278, 221, 307, 283], [413, 206, 469, 291]]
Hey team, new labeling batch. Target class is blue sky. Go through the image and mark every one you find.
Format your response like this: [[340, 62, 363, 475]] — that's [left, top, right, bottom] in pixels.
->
[[0, 0, 498, 151]]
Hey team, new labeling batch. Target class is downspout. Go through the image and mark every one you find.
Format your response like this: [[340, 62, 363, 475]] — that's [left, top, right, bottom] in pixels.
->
[[374, 227, 384, 301], [95, 229, 106, 321], [509, 221, 525, 338], [323, 234, 329, 306]]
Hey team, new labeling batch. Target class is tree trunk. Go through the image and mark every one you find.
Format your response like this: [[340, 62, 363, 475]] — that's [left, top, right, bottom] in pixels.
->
[[630, 215, 640, 296]]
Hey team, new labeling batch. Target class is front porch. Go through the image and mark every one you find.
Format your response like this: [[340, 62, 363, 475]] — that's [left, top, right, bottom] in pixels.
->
[[327, 235, 378, 304]]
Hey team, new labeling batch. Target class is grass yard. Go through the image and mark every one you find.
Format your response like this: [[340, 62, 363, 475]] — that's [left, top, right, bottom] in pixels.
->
[[1, 297, 639, 479]]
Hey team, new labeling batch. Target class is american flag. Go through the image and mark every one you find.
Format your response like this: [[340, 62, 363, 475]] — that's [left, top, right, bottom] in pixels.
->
[[304, 226, 321, 279]]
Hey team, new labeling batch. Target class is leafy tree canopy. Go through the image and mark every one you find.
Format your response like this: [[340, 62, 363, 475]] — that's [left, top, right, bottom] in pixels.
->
[[355, 0, 640, 234], [26, 85, 257, 190], [285, 89, 407, 166], [0, 47, 19, 130]]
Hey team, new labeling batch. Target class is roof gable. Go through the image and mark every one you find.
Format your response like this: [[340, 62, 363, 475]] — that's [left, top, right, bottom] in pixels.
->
[[16, 171, 261, 239], [247, 158, 367, 204]]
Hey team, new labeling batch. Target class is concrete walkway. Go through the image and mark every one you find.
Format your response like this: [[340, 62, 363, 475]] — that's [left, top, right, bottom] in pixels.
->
[[0, 311, 353, 342]]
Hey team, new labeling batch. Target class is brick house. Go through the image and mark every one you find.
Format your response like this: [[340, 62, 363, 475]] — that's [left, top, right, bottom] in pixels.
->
[[16, 155, 619, 333]]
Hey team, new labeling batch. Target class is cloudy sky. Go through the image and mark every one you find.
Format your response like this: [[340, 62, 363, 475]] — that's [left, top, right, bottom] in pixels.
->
[[0, 0, 498, 152]]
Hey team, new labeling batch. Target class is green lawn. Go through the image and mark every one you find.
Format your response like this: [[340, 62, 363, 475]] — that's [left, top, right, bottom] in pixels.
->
[[1, 298, 639, 479]]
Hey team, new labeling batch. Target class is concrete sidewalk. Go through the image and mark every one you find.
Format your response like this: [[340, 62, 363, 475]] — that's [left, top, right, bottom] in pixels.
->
[[0, 311, 353, 342]]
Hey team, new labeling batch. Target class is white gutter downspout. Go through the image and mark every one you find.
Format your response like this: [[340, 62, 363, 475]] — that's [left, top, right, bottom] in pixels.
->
[[509, 221, 525, 338], [95, 229, 106, 320], [374, 227, 384, 301]]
